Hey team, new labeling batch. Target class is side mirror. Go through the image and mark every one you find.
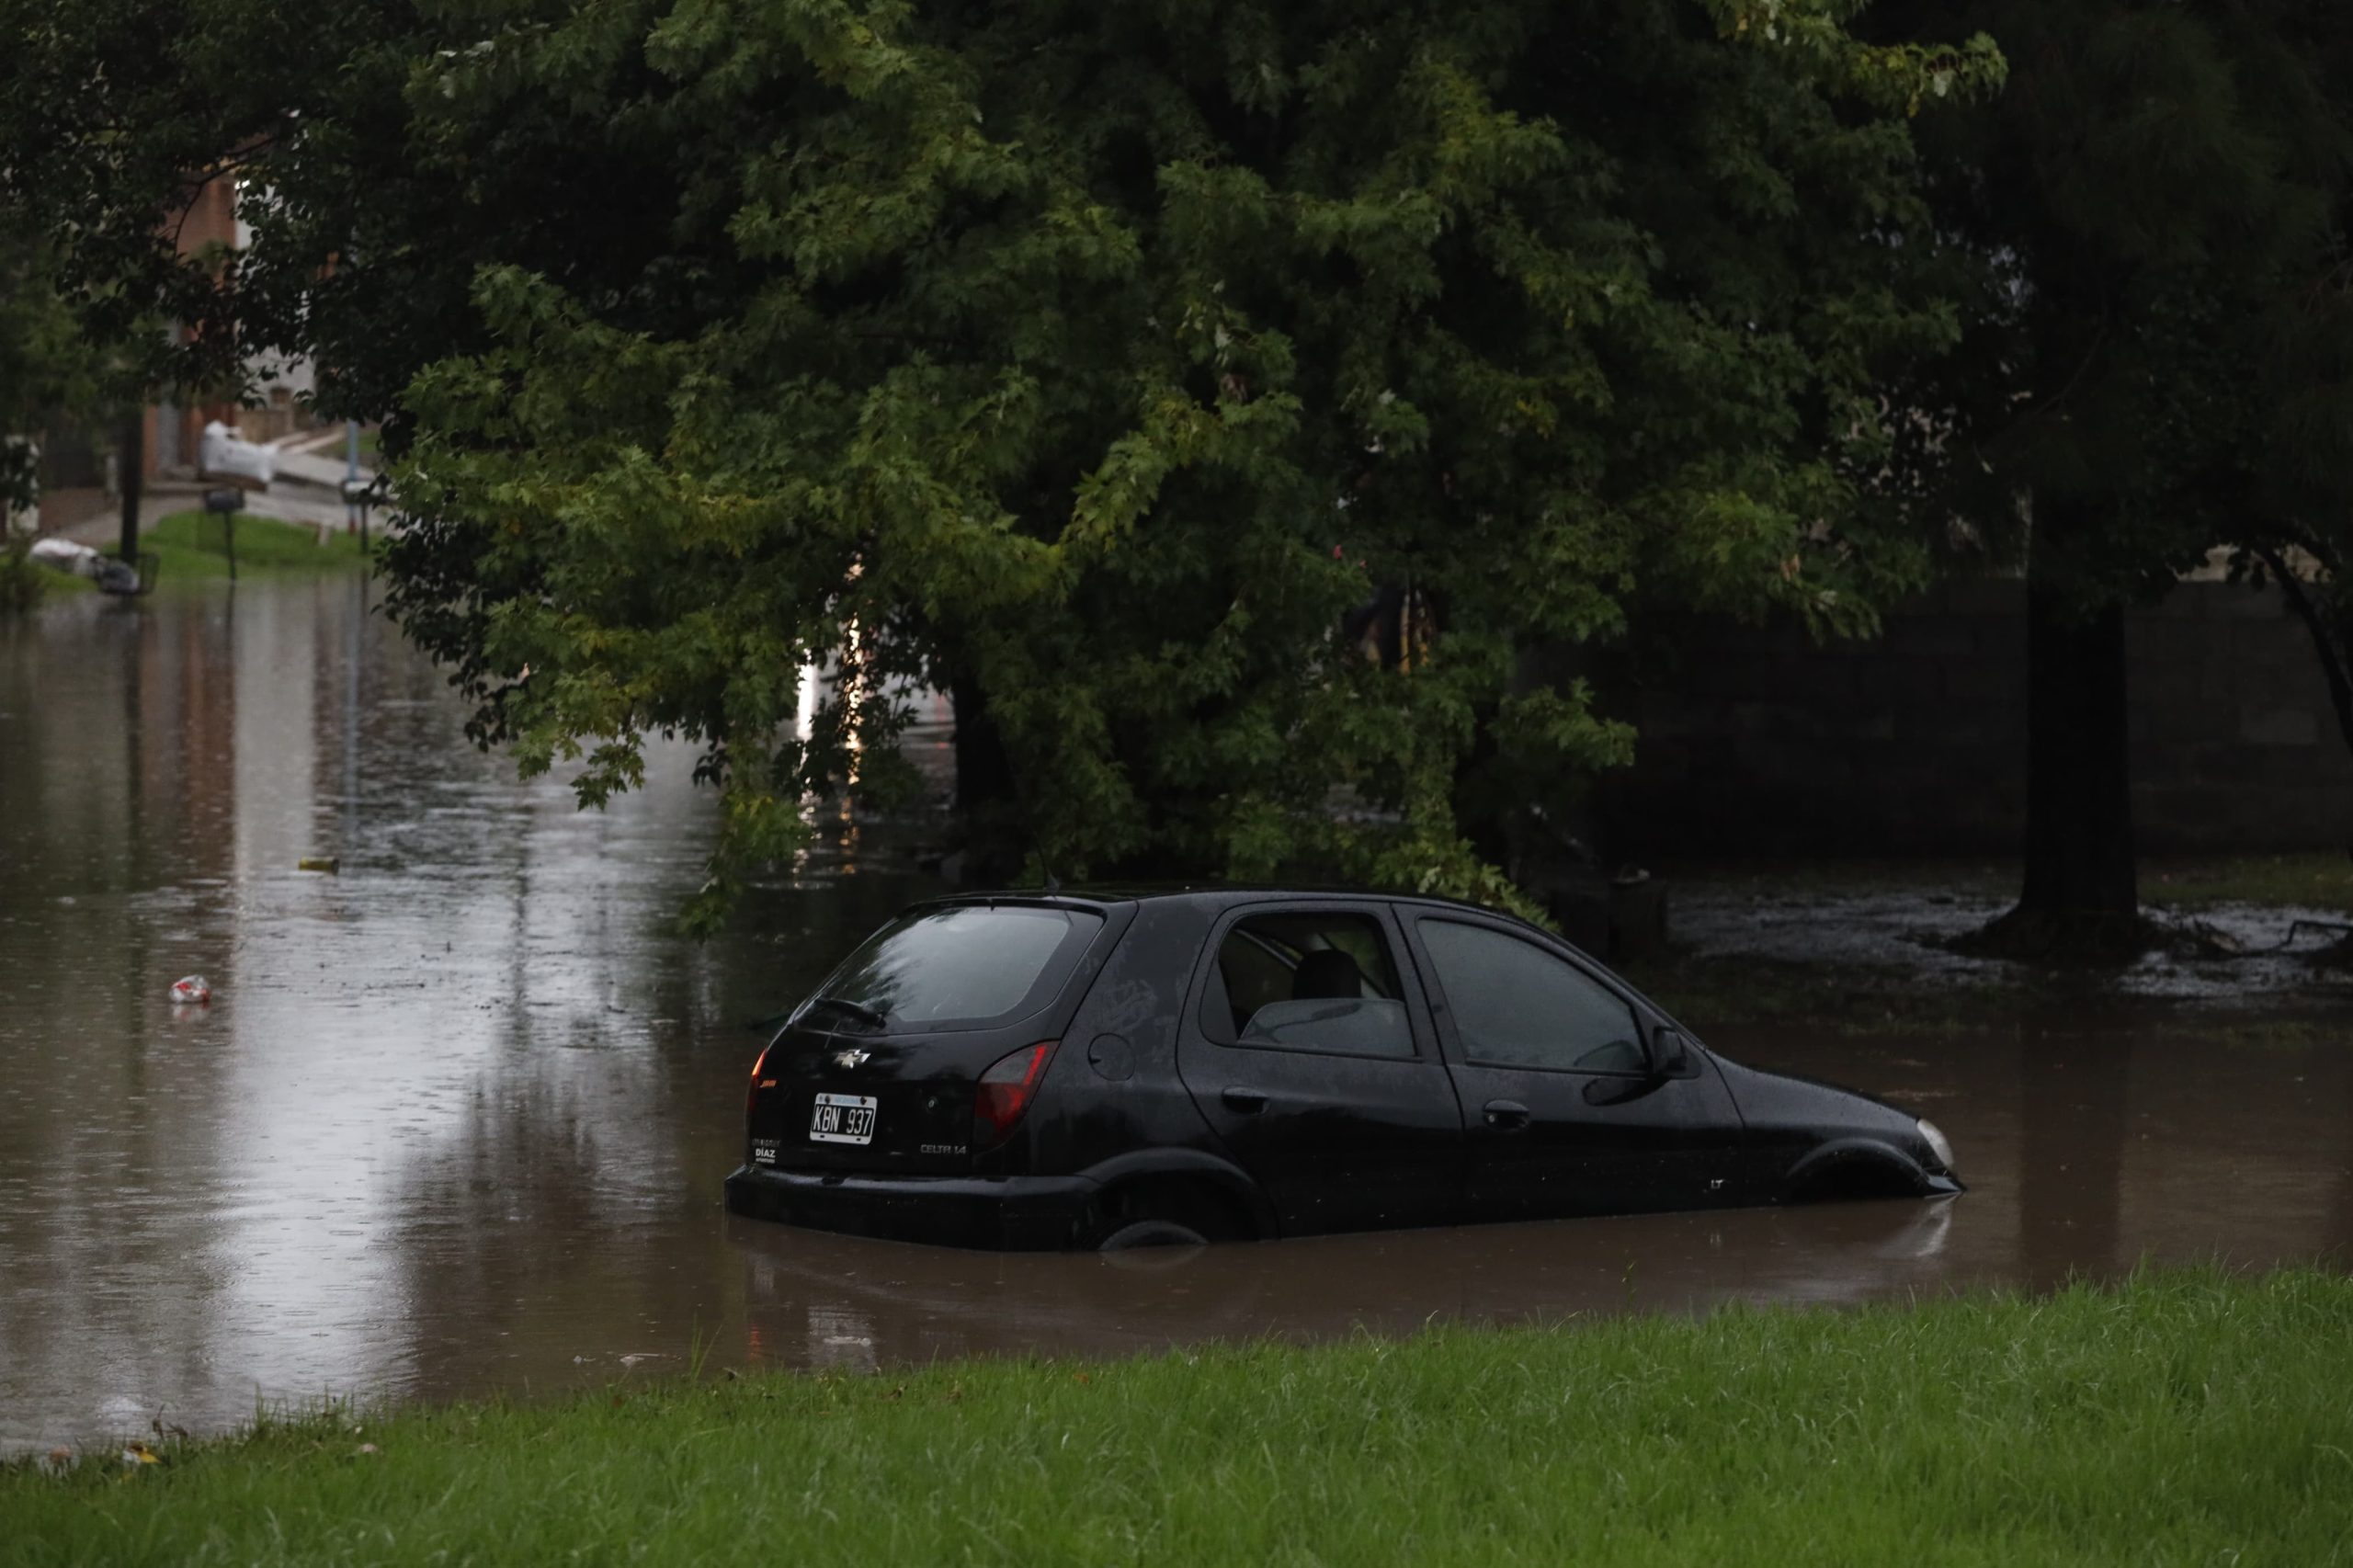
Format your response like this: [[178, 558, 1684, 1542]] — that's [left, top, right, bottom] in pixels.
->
[[1652, 1027, 1691, 1078]]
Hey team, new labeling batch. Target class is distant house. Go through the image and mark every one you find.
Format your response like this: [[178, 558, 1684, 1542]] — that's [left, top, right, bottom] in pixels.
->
[[28, 165, 321, 533]]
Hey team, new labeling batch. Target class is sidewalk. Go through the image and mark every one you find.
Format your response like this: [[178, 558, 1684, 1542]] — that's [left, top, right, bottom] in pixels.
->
[[270, 427, 375, 491], [54, 481, 357, 548]]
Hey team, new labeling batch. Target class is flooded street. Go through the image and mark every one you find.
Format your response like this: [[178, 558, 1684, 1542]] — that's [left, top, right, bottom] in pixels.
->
[[4, 579, 2350, 1456]]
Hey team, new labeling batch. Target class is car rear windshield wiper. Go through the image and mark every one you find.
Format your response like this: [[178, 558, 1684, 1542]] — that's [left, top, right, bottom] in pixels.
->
[[799, 995, 889, 1032]]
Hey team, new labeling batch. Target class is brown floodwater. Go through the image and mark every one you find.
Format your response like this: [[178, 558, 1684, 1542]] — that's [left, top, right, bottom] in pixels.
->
[[2, 578, 2349, 1455]]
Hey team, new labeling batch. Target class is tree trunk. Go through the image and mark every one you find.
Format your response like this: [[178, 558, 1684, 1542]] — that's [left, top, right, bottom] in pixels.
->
[[1983, 577, 2144, 956], [2255, 541, 2353, 778]]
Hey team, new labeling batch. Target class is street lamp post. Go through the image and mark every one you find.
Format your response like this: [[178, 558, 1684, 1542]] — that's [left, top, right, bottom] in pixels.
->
[[203, 486, 242, 583], [339, 477, 376, 554]]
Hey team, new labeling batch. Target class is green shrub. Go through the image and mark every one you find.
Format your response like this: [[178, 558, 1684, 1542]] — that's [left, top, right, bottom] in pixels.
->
[[0, 530, 48, 612]]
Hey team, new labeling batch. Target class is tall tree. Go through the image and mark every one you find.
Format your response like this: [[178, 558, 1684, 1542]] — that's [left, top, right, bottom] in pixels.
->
[[1879, 0, 2353, 952], [0, 233, 101, 518], [2, 0, 1999, 926]]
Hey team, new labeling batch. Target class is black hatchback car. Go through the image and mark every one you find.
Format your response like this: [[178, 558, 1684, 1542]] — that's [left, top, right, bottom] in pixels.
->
[[724, 888, 1961, 1249]]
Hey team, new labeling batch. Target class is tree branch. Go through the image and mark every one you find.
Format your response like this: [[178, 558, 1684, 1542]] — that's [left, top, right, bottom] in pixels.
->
[[2253, 540, 2353, 767]]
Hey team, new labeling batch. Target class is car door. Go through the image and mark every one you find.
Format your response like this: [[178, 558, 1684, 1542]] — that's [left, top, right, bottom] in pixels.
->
[[1402, 912, 1742, 1222], [1176, 901, 1464, 1236]]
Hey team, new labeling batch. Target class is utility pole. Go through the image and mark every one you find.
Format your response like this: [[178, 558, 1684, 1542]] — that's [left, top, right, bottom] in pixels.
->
[[118, 408, 142, 563]]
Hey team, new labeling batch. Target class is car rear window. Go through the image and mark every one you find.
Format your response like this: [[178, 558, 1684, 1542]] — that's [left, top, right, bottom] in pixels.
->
[[809, 904, 1105, 1029]]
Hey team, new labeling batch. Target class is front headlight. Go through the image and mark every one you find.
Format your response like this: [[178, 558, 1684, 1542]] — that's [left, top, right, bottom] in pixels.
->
[[1917, 1118, 1956, 1175]]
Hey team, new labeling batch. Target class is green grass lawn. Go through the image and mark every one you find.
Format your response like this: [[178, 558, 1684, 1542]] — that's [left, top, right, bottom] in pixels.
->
[[147, 509, 369, 580], [2, 543, 83, 607], [6, 1269, 2348, 1566]]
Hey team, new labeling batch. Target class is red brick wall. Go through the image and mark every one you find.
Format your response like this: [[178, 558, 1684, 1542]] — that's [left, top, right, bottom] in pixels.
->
[[146, 171, 242, 478]]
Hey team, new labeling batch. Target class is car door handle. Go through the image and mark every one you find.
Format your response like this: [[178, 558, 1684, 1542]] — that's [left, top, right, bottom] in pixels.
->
[[1222, 1085, 1268, 1113], [1483, 1099, 1530, 1131]]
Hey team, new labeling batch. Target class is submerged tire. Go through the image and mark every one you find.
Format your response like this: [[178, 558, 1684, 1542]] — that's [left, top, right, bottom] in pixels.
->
[[1077, 1175, 1253, 1251], [1782, 1151, 1927, 1204], [1096, 1218, 1208, 1251]]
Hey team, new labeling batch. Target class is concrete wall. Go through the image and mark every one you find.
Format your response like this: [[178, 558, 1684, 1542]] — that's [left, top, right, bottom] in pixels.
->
[[1595, 579, 2353, 857]]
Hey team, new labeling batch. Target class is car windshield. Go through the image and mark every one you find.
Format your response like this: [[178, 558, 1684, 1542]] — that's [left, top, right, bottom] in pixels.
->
[[808, 904, 1105, 1028]]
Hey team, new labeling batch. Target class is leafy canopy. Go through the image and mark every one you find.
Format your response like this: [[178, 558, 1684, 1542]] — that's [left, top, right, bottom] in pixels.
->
[[0, 233, 108, 517], [1879, 0, 2353, 597], [1, 0, 1999, 926]]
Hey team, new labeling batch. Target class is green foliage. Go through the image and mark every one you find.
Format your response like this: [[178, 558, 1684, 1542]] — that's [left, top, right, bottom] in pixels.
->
[[0, 532, 50, 614], [6, 1270, 2352, 1565], [2, 1, 2002, 926], [1877, 1, 2353, 607], [0, 233, 104, 516]]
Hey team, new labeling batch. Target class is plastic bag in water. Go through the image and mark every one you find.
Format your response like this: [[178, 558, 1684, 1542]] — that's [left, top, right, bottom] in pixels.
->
[[169, 975, 211, 1005]]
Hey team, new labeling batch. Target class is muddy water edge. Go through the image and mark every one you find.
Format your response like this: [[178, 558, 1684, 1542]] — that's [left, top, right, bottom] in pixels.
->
[[2, 578, 2348, 1455]]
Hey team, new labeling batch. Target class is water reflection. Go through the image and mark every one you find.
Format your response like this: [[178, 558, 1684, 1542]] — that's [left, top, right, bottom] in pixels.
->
[[726, 1198, 1968, 1373], [2018, 1033, 2131, 1285], [1, 581, 2348, 1455]]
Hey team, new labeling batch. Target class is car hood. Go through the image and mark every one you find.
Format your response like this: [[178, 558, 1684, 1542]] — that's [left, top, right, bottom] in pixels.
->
[[1712, 1054, 1922, 1135]]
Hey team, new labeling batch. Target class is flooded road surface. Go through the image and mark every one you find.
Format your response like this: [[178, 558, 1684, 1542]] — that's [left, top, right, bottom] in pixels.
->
[[4, 579, 2351, 1454]]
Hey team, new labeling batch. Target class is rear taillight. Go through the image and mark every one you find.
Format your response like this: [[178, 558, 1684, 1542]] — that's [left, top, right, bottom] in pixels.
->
[[972, 1040, 1056, 1150], [746, 1042, 774, 1118]]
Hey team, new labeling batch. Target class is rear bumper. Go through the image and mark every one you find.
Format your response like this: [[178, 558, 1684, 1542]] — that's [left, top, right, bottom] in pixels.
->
[[723, 1165, 1099, 1250]]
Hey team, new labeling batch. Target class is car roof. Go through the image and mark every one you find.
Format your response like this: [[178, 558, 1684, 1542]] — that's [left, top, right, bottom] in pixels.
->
[[915, 882, 1535, 925]]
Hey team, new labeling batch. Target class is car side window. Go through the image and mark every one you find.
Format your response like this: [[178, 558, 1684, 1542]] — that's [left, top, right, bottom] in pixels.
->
[[1415, 919, 1647, 1074], [1199, 911, 1414, 1059]]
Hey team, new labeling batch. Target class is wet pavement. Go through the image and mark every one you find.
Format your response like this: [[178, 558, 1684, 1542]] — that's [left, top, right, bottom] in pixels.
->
[[3, 578, 2350, 1455]]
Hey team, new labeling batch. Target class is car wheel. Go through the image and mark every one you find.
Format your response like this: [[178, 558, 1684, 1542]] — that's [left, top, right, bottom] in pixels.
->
[[1095, 1218, 1209, 1251]]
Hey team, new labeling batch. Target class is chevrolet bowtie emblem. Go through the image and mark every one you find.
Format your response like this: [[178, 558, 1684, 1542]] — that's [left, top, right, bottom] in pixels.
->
[[833, 1049, 871, 1069]]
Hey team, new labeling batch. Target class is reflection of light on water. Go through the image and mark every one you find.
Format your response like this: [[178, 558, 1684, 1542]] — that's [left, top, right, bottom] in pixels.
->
[[0, 579, 756, 1455], [1873, 1198, 1954, 1261], [807, 1305, 878, 1373]]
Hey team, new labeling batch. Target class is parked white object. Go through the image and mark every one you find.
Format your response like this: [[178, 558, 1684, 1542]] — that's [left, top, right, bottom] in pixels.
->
[[28, 536, 100, 574], [198, 421, 274, 487], [29, 535, 141, 593]]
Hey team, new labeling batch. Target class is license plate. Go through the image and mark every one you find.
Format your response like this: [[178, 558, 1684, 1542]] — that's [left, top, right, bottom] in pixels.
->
[[809, 1093, 877, 1145]]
